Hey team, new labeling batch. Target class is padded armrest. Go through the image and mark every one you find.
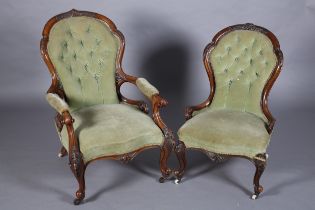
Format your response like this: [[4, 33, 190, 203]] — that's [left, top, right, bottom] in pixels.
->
[[46, 93, 69, 114], [136, 78, 159, 99]]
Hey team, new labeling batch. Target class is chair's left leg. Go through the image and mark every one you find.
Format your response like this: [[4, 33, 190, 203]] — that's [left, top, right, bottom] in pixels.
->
[[173, 140, 186, 184], [252, 153, 267, 200], [159, 139, 173, 183]]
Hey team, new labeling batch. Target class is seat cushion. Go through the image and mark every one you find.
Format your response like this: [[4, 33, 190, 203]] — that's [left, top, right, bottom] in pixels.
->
[[59, 104, 164, 162], [178, 109, 270, 158]]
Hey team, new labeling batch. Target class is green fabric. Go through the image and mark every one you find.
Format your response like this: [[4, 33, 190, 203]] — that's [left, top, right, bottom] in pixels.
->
[[136, 78, 159, 99], [206, 30, 277, 122], [59, 104, 164, 162], [47, 16, 120, 111], [178, 110, 270, 158]]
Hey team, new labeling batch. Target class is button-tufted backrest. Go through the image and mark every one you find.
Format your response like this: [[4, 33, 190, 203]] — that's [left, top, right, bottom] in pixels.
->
[[207, 29, 278, 121], [47, 16, 120, 111]]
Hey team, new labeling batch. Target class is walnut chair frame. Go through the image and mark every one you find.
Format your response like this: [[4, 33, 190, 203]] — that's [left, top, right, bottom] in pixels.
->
[[40, 9, 178, 205], [175, 23, 283, 199]]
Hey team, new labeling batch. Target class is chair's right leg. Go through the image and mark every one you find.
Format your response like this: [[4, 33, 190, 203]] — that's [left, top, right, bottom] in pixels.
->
[[173, 140, 187, 184], [73, 166, 86, 205], [69, 149, 86, 205], [62, 111, 86, 205], [251, 153, 267, 200]]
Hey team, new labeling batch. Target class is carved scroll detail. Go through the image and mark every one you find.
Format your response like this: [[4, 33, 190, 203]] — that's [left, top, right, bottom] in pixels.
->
[[205, 151, 226, 162], [55, 113, 64, 132], [70, 148, 82, 177], [233, 23, 267, 34], [138, 102, 149, 113], [173, 140, 187, 182], [115, 72, 124, 85], [162, 127, 175, 144], [119, 151, 138, 164], [185, 107, 194, 120], [56, 9, 96, 21], [159, 127, 175, 182]]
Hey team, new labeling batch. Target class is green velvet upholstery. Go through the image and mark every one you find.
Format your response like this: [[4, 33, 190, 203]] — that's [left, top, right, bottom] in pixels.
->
[[136, 78, 159, 99], [178, 110, 270, 158], [47, 16, 120, 111], [59, 104, 164, 162], [208, 30, 277, 122], [179, 29, 277, 158]]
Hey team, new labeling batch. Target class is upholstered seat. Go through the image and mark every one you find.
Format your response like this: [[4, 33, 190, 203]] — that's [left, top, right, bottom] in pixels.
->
[[178, 109, 269, 158], [60, 104, 164, 162]]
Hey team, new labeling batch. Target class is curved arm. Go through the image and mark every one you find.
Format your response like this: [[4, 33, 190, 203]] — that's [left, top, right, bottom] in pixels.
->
[[46, 93, 69, 114], [151, 94, 168, 129], [46, 91, 83, 172], [116, 71, 150, 113], [135, 78, 159, 100], [151, 94, 176, 145], [185, 96, 212, 121], [115, 70, 174, 143]]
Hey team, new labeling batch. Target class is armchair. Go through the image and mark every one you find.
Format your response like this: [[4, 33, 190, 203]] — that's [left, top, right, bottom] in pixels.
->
[[40, 9, 175, 205], [176, 24, 283, 199]]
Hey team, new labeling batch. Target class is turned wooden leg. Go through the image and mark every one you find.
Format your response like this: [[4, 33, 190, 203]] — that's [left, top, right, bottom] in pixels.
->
[[69, 149, 86, 205], [173, 140, 187, 184], [159, 140, 173, 183], [251, 154, 267, 200], [58, 146, 68, 158]]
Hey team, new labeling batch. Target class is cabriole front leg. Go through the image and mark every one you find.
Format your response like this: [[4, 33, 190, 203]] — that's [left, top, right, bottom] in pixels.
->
[[159, 128, 174, 183], [63, 111, 86, 205], [251, 153, 267, 200], [150, 95, 173, 183], [69, 149, 86, 205], [173, 140, 186, 184], [159, 140, 173, 183]]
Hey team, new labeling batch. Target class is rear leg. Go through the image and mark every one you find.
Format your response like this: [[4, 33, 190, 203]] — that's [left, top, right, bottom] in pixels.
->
[[58, 146, 67, 158]]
